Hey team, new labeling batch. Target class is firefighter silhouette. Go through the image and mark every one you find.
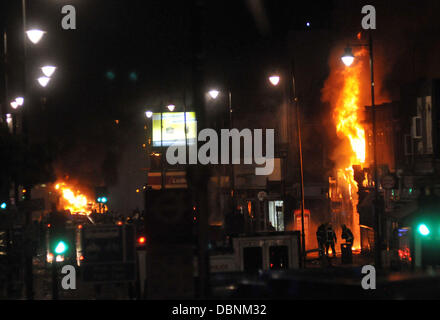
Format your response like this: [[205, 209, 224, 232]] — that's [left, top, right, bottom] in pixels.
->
[[341, 224, 354, 251], [325, 223, 337, 257], [316, 224, 327, 257]]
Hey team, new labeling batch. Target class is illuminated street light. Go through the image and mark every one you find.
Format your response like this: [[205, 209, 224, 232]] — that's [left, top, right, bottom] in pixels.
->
[[15, 97, 24, 106], [37, 76, 51, 88], [167, 104, 176, 112], [26, 29, 45, 44], [341, 47, 355, 67], [11, 97, 24, 109], [208, 89, 220, 99], [6, 114, 12, 125], [41, 66, 57, 77], [269, 75, 281, 87], [145, 111, 153, 118]]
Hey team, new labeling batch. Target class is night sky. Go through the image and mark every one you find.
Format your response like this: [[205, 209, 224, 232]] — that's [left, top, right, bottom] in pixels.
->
[[2, 0, 440, 213]]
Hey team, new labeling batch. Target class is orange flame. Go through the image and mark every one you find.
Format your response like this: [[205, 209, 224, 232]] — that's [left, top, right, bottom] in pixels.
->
[[334, 51, 366, 165], [55, 182, 98, 215], [323, 48, 369, 252]]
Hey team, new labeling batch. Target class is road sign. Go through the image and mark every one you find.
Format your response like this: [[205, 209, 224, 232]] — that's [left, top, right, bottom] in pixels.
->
[[81, 224, 136, 283]]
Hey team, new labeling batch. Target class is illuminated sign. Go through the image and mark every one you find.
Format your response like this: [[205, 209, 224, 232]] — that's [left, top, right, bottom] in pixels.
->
[[152, 112, 197, 147]]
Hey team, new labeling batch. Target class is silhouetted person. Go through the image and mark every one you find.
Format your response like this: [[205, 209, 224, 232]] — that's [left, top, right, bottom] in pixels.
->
[[325, 223, 337, 257], [341, 224, 354, 251], [316, 224, 326, 257]]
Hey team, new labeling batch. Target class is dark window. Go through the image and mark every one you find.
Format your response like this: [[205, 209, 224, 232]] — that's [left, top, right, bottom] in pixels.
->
[[269, 246, 289, 270], [243, 247, 263, 273]]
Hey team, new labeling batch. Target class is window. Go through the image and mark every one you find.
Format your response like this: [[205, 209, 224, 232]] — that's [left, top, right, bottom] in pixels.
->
[[268, 200, 284, 231], [404, 135, 413, 156], [243, 247, 263, 273], [269, 246, 289, 270]]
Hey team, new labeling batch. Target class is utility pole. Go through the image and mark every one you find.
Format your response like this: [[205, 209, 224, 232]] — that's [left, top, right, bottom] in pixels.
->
[[368, 33, 382, 270], [189, 0, 209, 299], [291, 63, 306, 268], [21, 0, 34, 300]]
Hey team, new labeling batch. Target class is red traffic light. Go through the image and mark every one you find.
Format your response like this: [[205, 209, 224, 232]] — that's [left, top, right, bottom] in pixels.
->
[[138, 236, 146, 245]]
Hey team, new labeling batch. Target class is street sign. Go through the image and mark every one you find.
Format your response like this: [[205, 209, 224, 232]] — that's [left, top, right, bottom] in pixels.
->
[[148, 171, 187, 190], [81, 224, 136, 283]]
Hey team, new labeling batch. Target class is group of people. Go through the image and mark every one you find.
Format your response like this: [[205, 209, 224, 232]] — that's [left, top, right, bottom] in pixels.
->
[[316, 223, 354, 258]]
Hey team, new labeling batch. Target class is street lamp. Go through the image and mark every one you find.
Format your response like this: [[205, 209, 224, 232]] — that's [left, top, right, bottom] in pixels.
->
[[41, 66, 57, 77], [269, 73, 306, 267], [37, 76, 51, 88], [341, 47, 355, 67], [15, 97, 24, 106], [167, 104, 176, 112], [26, 29, 45, 44], [206, 88, 235, 213], [208, 89, 220, 100], [11, 97, 24, 109], [145, 111, 153, 119], [268, 75, 281, 87], [341, 33, 381, 268]]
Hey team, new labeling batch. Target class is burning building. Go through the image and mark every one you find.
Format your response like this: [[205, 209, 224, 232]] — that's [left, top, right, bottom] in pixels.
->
[[322, 47, 373, 252]]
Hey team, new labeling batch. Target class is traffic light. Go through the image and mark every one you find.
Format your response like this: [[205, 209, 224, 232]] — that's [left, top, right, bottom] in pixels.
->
[[95, 186, 109, 203], [49, 223, 75, 264], [54, 240, 68, 254], [418, 224, 430, 237], [138, 236, 146, 245], [97, 197, 108, 204], [0, 202, 7, 210]]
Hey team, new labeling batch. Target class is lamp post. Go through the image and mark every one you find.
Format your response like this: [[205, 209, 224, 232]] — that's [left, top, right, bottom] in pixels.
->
[[269, 71, 307, 268], [21, 0, 48, 300], [341, 32, 381, 269], [208, 89, 235, 214]]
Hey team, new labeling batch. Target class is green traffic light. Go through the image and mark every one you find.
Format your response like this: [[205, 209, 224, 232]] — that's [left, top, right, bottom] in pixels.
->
[[0, 202, 7, 210], [54, 241, 68, 254], [418, 224, 430, 236]]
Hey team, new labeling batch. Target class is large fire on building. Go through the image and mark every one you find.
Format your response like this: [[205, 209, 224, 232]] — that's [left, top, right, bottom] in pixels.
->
[[323, 47, 372, 252]]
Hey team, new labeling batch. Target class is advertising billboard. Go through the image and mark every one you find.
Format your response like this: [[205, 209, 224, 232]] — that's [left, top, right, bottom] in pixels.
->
[[152, 112, 197, 147]]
